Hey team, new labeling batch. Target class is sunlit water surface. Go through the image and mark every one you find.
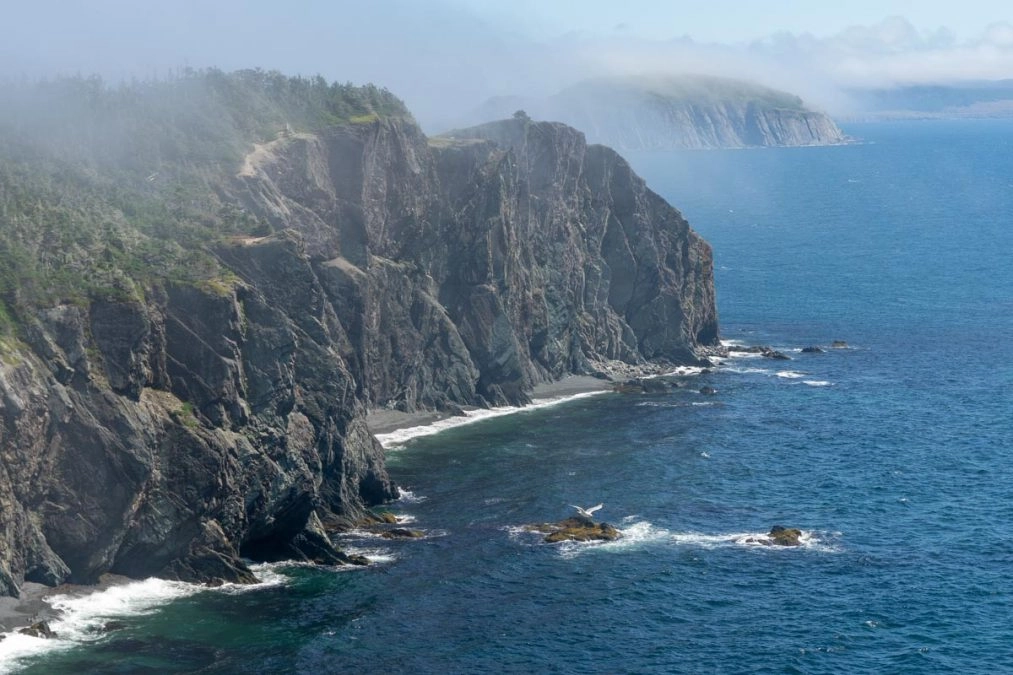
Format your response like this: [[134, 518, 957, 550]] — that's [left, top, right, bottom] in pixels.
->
[[8, 120, 1013, 673]]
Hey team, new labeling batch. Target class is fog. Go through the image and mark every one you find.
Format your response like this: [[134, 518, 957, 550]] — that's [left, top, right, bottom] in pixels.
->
[[4, 1, 1013, 130]]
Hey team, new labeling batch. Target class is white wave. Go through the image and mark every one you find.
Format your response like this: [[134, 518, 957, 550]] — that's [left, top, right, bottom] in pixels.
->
[[804, 380, 832, 387], [374, 390, 608, 448], [0, 563, 294, 671], [333, 528, 390, 540], [663, 365, 706, 376], [776, 370, 806, 379], [0, 577, 204, 672], [722, 366, 770, 375], [672, 530, 838, 552], [557, 521, 672, 559], [395, 488, 426, 504], [341, 547, 398, 565]]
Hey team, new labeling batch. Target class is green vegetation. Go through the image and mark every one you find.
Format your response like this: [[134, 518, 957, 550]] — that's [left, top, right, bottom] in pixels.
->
[[0, 69, 409, 336], [564, 75, 807, 111]]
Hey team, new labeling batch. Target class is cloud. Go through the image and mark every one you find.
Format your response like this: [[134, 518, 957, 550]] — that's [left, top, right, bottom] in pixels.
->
[[4, 3, 1013, 127]]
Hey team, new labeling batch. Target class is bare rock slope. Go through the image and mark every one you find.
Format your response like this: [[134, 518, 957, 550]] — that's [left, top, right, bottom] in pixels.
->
[[0, 111, 717, 596]]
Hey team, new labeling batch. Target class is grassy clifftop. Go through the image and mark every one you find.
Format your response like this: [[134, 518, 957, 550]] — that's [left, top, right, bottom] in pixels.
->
[[0, 69, 408, 332]]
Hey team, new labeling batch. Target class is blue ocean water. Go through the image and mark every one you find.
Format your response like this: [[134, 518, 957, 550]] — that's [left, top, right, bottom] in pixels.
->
[[8, 120, 1013, 673]]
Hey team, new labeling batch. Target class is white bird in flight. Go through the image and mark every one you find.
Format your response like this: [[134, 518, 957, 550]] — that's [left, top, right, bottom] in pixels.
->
[[571, 503, 604, 519]]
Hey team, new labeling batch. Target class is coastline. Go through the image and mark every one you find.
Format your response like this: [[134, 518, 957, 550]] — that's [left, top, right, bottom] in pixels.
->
[[367, 375, 614, 447], [0, 370, 674, 648], [366, 375, 612, 437]]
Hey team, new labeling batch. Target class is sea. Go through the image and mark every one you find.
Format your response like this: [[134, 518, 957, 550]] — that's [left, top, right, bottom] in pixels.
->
[[4, 119, 1013, 673]]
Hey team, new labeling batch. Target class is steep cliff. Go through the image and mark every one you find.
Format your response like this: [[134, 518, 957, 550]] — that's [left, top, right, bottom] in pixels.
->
[[473, 75, 847, 150], [0, 72, 717, 597]]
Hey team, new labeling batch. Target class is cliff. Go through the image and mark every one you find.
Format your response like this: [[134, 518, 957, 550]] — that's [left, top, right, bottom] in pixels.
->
[[0, 72, 717, 596], [473, 76, 847, 150]]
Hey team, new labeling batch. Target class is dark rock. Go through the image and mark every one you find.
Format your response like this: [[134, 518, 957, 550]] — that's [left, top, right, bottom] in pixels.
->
[[102, 620, 128, 632], [342, 554, 371, 566], [699, 386, 718, 395], [763, 349, 791, 360], [801, 346, 824, 353], [19, 620, 57, 639], [526, 516, 621, 543], [767, 525, 803, 546], [380, 528, 424, 539]]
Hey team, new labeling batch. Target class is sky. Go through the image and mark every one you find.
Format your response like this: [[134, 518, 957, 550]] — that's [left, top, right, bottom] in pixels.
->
[[3, 1, 1013, 129], [463, 0, 1011, 43]]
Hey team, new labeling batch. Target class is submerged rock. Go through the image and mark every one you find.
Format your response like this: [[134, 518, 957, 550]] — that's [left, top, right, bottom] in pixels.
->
[[726, 344, 791, 360], [801, 346, 824, 353], [526, 517, 621, 543], [380, 528, 424, 539], [699, 386, 718, 395], [831, 340, 849, 349], [613, 378, 671, 394], [19, 620, 57, 639]]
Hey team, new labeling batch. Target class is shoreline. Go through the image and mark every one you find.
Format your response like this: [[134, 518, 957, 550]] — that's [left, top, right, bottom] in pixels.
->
[[0, 368, 692, 644], [368, 375, 615, 447], [366, 374, 613, 438]]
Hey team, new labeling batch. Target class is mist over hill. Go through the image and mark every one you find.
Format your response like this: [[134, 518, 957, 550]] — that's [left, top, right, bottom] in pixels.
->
[[468, 76, 847, 149]]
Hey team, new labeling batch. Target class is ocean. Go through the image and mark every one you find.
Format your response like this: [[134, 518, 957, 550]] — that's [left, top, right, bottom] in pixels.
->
[[5, 119, 1013, 673]]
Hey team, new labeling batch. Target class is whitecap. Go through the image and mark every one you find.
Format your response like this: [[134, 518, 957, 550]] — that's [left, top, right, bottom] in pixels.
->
[[672, 530, 838, 553], [722, 366, 770, 375], [395, 488, 427, 504], [776, 370, 806, 379], [557, 521, 672, 559], [341, 547, 398, 565], [663, 365, 706, 376], [374, 390, 607, 448], [0, 576, 206, 672], [803, 380, 832, 387]]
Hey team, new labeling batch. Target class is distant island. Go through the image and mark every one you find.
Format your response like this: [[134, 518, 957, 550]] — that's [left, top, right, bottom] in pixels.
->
[[469, 75, 848, 150], [845, 80, 1013, 119]]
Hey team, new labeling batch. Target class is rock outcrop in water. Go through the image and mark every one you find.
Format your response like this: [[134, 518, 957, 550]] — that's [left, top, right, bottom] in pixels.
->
[[525, 517, 621, 543], [0, 74, 717, 597]]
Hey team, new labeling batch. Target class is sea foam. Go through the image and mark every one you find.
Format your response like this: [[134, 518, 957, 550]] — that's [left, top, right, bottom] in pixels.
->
[[375, 390, 607, 448], [0, 563, 290, 672]]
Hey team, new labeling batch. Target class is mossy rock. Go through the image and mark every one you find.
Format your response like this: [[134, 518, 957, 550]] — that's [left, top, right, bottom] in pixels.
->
[[528, 517, 621, 543]]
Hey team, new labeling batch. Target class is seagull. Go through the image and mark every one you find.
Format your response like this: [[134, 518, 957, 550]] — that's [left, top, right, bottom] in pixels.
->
[[571, 503, 604, 519]]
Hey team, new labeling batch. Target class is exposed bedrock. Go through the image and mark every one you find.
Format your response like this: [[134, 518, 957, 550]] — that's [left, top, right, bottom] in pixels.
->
[[0, 114, 716, 595]]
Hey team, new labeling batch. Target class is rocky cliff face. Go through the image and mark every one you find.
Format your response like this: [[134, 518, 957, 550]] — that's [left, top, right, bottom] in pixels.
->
[[559, 99, 846, 150], [0, 114, 716, 596], [472, 76, 847, 150]]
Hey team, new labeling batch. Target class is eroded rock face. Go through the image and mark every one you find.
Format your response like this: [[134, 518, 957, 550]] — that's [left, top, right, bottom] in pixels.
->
[[0, 114, 716, 595]]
